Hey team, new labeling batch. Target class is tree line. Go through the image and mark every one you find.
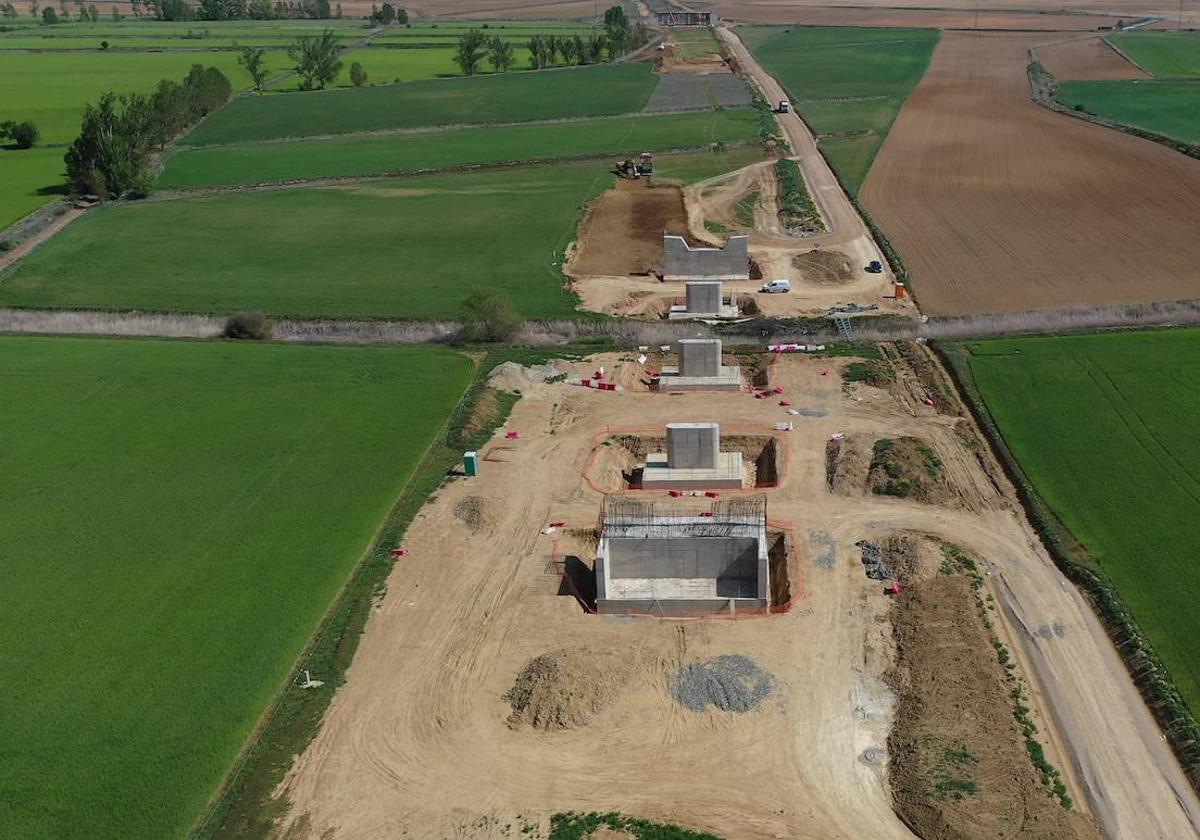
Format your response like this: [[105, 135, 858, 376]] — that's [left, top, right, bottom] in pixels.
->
[[64, 64, 232, 198], [452, 5, 648, 76]]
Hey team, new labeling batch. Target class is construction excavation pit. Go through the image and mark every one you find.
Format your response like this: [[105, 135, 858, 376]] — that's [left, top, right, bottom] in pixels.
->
[[587, 425, 783, 492]]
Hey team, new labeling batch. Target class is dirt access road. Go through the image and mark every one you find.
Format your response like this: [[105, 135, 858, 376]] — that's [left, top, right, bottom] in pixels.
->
[[861, 31, 1200, 316], [717, 26, 892, 293], [274, 350, 1200, 839]]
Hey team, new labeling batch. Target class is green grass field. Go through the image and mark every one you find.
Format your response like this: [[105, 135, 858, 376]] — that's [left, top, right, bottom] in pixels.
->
[[1057, 80, 1200, 144], [0, 49, 261, 228], [184, 63, 659, 145], [159, 109, 757, 187], [1108, 31, 1200, 78], [963, 329, 1200, 709], [1, 161, 612, 318], [671, 26, 721, 61], [0, 335, 474, 839], [741, 25, 938, 191]]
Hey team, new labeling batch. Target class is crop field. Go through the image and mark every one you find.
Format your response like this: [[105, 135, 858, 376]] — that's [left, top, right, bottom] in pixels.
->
[[183, 62, 659, 145], [1108, 31, 1200, 78], [860, 32, 1200, 315], [160, 108, 757, 187], [0, 49, 259, 228], [2, 162, 613, 318], [961, 329, 1200, 709], [1058, 80, 1200, 143], [740, 26, 938, 190], [0, 335, 474, 839]]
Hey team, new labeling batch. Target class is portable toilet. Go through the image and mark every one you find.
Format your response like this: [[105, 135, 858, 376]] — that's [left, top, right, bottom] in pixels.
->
[[464, 451, 479, 476]]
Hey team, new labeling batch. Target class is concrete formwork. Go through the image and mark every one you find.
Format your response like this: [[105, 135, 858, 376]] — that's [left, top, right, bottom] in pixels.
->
[[663, 235, 749, 282], [595, 499, 769, 615], [654, 339, 741, 391]]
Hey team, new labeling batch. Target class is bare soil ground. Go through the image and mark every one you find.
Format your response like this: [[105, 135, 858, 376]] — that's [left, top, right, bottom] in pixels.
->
[[860, 32, 1200, 316], [571, 161, 905, 319], [569, 179, 691, 278], [270, 348, 1200, 839], [712, 3, 1126, 29], [888, 539, 1100, 840], [1036, 35, 1149, 80]]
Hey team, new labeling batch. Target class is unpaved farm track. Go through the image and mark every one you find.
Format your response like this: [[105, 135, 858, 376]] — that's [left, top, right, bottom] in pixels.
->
[[861, 32, 1200, 317]]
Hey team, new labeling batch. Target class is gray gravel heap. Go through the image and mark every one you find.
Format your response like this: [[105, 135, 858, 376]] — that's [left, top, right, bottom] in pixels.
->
[[671, 654, 773, 713], [856, 539, 890, 580]]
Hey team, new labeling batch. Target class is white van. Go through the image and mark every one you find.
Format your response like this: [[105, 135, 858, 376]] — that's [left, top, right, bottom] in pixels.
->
[[760, 278, 791, 294]]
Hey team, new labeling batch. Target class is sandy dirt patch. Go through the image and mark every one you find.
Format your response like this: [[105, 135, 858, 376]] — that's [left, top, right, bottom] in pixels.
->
[[861, 32, 1200, 316], [1036, 34, 1149, 80]]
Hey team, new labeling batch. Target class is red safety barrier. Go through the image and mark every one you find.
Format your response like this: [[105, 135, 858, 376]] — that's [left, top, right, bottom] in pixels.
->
[[390, 547, 409, 557]]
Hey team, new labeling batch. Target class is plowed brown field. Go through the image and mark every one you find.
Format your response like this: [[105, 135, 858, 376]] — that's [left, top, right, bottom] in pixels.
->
[[1037, 35, 1148, 79], [860, 32, 1200, 316]]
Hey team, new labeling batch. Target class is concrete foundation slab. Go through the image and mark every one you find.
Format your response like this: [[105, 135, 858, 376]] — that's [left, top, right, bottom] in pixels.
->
[[642, 451, 744, 490], [653, 366, 742, 391]]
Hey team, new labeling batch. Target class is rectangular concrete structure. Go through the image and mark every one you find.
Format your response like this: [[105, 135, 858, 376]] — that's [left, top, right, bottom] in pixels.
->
[[667, 422, 718, 469], [654, 339, 741, 391], [641, 451, 744, 490], [641, 423, 743, 490], [662, 235, 749, 282], [668, 281, 740, 320], [595, 500, 768, 614]]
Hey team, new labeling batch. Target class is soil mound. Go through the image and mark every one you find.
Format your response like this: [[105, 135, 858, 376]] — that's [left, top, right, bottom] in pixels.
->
[[868, 437, 951, 505], [671, 654, 773, 713], [504, 649, 631, 731], [792, 250, 853, 286], [826, 434, 871, 495], [453, 496, 491, 531]]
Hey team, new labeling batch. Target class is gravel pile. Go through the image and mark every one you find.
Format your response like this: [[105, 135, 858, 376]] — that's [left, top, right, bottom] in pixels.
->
[[670, 654, 773, 713], [856, 539, 891, 580]]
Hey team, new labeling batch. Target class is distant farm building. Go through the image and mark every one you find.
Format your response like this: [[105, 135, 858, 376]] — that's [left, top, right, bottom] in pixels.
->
[[663, 234, 750, 282]]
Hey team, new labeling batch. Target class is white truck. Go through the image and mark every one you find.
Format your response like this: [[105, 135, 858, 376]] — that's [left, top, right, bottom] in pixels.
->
[[760, 278, 791, 294], [777, 100, 790, 114]]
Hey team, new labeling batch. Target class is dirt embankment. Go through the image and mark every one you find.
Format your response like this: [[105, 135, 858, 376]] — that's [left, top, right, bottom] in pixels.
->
[[888, 540, 1100, 840], [861, 32, 1200, 316]]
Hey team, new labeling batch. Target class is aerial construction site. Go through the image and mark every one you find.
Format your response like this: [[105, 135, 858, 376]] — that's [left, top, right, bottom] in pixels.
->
[[4, 2, 1199, 838]]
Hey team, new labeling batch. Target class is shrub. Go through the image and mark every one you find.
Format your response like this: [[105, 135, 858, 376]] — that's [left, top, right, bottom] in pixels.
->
[[0, 119, 39, 149], [349, 61, 367, 88], [458, 289, 523, 343], [223, 311, 272, 340]]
